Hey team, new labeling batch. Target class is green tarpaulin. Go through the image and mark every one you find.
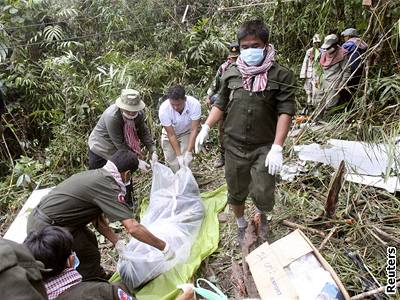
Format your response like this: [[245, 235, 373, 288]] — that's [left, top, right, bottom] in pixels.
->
[[110, 184, 227, 300]]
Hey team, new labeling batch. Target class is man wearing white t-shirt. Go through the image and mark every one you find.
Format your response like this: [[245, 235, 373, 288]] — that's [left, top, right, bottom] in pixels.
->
[[159, 85, 201, 172]]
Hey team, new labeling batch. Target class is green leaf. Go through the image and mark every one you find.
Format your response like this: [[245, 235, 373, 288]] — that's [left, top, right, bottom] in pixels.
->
[[9, 7, 18, 14]]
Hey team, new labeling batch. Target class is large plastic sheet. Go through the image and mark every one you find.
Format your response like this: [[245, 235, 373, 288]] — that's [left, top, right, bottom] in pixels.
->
[[117, 163, 205, 290], [294, 139, 400, 192], [110, 184, 227, 300]]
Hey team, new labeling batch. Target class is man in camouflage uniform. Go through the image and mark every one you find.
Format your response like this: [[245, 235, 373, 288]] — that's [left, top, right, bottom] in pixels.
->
[[195, 20, 295, 245]]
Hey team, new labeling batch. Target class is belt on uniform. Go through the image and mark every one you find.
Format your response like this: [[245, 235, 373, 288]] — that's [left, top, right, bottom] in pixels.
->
[[33, 207, 57, 225]]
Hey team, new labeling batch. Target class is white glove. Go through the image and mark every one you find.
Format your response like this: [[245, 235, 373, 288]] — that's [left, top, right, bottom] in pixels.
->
[[115, 240, 126, 255], [162, 243, 175, 261], [138, 159, 150, 172], [176, 155, 184, 168], [265, 144, 283, 175], [183, 151, 193, 167], [194, 124, 210, 154], [151, 152, 158, 165]]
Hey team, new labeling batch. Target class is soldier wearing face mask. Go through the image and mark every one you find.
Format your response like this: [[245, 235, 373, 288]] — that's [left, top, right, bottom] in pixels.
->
[[195, 20, 296, 246], [318, 34, 351, 114], [88, 89, 158, 208]]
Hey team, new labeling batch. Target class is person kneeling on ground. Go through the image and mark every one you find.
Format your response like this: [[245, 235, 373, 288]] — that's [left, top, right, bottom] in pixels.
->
[[27, 149, 174, 281], [158, 85, 201, 172]]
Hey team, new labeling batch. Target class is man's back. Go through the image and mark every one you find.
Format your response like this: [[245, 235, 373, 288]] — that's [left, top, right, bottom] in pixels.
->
[[36, 168, 131, 229]]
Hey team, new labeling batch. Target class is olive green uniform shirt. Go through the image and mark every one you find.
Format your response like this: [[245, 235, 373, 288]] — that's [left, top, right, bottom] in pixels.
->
[[37, 169, 132, 229], [214, 62, 296, 149]]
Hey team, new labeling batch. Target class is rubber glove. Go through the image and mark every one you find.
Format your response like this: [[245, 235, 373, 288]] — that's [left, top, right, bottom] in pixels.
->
[[195, 124, 210, 154], [183, 151, 193, 167], [177, 155, 184, 169], [138, 159, 150, 172], [151, 152, 158, 165], [115, 240, 126, 255], [265, 144, 283, 175], [162, 243, 175, 261]]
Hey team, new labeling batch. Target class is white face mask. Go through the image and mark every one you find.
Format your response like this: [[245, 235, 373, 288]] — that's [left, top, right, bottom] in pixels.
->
[[122, 111, 138, 120], [67, 252, 80, 269]]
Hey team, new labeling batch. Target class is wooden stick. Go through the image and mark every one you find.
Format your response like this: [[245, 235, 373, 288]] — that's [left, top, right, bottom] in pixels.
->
[[367, 228, 388, 246], [319, 226, 338, 250], [281, 220, 326, 238], [372, 226, 400, 245], [350, 281, 400, 299], [325, 160, 345, 218]]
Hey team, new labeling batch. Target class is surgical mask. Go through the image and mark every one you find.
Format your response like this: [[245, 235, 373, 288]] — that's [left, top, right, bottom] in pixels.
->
[[122, 112, 138, 120], [240, 47, 265, 66], [67, 252, 80, 269]]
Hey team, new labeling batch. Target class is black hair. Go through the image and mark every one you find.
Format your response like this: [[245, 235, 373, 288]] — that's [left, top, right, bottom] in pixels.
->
[[24, 226, 73, 279], [110, 149, 139, 172], [168, 85, 186, 101], [237, 20, 269, 45]]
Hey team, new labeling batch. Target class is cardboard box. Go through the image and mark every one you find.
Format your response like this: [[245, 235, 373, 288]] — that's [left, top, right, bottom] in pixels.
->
[[246, 229, 350, 300]]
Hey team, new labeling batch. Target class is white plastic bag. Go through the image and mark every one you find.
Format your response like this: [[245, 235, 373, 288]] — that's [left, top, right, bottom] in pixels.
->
[[117, 162, 205, 290]]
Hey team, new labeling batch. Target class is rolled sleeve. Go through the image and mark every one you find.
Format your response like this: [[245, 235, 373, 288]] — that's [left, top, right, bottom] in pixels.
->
[[275, 69, 296, 116]]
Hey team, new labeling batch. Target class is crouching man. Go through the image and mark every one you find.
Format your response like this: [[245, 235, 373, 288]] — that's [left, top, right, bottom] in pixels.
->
[[158, 85, 201, 172], [27, 149, 174, 280]]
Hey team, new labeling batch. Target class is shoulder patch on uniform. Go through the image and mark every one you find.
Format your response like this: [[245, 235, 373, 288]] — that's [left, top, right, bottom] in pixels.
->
[[117, 288, 133, 300]]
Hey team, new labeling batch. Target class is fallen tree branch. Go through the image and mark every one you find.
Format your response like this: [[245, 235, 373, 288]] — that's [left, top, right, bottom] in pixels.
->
[[350, 281, 400, 299], [372, 225, 400, 245], [281, 220, 326, 237], [325, 161, 345, 218], [319, 226, 338, 250]]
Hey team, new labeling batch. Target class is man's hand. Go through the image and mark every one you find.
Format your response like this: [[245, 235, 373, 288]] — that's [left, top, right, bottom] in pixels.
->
[[176, 155, 184, 169], [265, 144, 283, 175], [162, 242, 175, 261], [138, 159, 150, 172], [183, 151, 193, 167], [194, 124, 210, 154], [115, 240, 126, 254], [179, 289, 195, 300]]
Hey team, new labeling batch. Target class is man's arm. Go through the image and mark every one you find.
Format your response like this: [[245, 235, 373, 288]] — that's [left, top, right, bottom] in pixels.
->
[[121, 218, 166, 250], [164, 126, 182, 156], [92, 213, 119, 246], [187, 119, 200, 152], [204, 106, 224, 128], [273, 114, 292, 146]]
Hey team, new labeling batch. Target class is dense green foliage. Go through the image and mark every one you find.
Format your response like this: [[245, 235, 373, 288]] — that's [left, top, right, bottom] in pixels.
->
[[0, 0, 398, 209]]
